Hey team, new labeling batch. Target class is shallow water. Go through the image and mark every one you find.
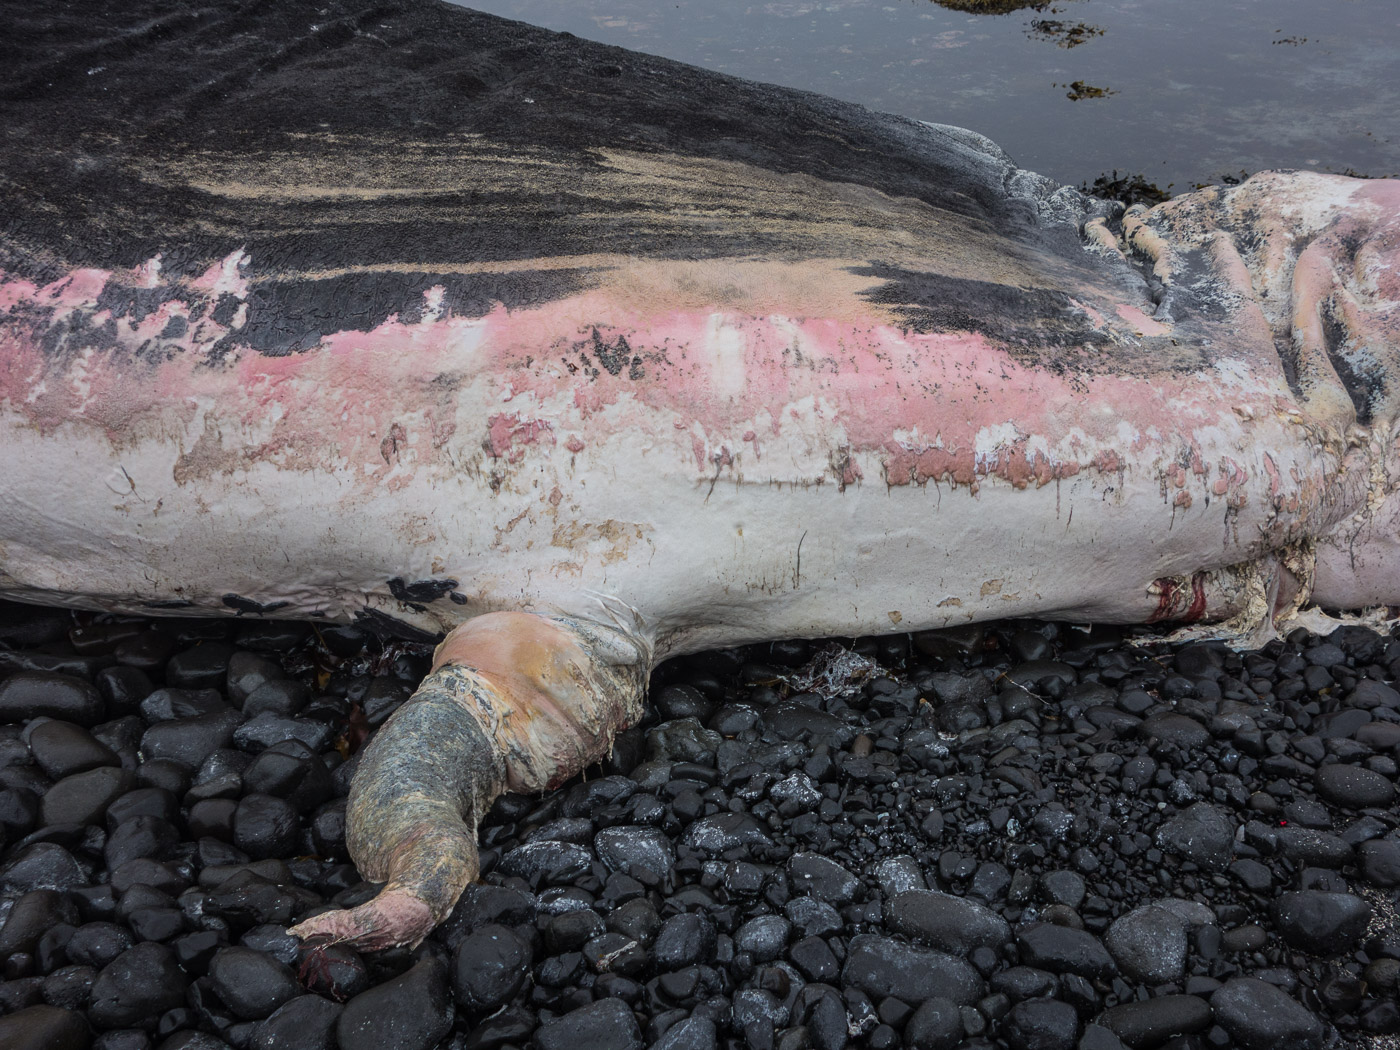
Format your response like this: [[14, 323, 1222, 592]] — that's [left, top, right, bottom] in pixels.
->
[[455, 0, 1400, 196]]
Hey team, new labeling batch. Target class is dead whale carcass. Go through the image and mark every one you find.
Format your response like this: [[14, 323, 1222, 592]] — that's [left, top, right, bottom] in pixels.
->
[[1, 0, 1398, 946]]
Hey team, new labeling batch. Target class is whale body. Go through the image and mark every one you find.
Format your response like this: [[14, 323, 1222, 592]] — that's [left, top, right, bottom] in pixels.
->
[[3, 0, 1398, 652], [3, 0, 1400, 947]]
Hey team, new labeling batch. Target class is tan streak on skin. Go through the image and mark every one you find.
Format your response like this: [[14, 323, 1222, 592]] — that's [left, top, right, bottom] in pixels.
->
[[261, 256, 904, 326], [153, 139, 1067, 295]]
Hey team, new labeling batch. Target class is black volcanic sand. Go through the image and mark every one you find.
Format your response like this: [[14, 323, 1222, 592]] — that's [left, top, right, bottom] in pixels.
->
[[1, 601, 1399, 1050]]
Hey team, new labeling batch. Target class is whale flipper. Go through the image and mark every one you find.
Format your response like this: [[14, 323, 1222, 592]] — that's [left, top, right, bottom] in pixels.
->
[[289, 610, 651, 950]]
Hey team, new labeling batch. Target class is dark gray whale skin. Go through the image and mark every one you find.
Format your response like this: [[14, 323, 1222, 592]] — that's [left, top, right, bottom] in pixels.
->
[[0, 0, 1133, 363]]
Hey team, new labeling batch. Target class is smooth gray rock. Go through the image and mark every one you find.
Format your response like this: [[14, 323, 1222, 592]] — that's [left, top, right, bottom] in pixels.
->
[[886, 889, 1011, 955], [1104, 905, 1187, 984], [841, 933, 984, 1005], [1098, 995, 1212, 1049], [1155, 803, 1233, 870], [1211, 978, 1323, 1050], [1273, 891, 1371, 954]]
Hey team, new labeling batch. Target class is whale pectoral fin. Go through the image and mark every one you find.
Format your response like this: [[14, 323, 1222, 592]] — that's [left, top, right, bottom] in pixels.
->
[[288, 610, 652, 951]]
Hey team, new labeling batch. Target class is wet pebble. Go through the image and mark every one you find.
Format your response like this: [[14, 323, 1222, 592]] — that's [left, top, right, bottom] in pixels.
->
[[0, 1003, 91, 1050], [295, 943, 367, 1001], [249, 994, 341, 1050], [0, 673, 105, 726], [841, 933, 983, 1005], [1272, 891, 1371, 954], [65, 923, 136, 970], [1103, 905, 1187, 984], [139, 711, 240, 770], [27, 720, 120, 779], [88, 942, 190, 1030], [39, 767, 137, 830], [336, 957, 453, 1050], [886, 889, 1010, 955], [232, 795, 300, 860], [232, 714, 333, 754], [1015, 923, 1115, 980], [1275, 825, 1353, 868], [1040, 870, 1085, 909], [534, 996, 642, 1050], [450, 923, 530, 1010], [43, 964, 97, 1010], [166, 643, 236, 691], [1314, 763, 1395, 808], [1359, 838, 1400, 885], [1210, 978, 1324, 1050], [206, 946, 299, 1020], [594, 824, 674, 884], [226, 654, 285, 707], [652, 1015, 717, 1050], [139, 688, 226, 723], [0, 888, 78, 956], [647, 718, 722, 764], [242, 743, 333, 814], [874, 854, 925, 896], [682, 812, 771, 853], [1139, 713, 1209, 750], [733, 914, 791, 962], [1004, 997, 1081, 1050], [496, 839, 592, 884], [240, 682, 308, 720], [770, 771, 822, 810], [1098, 995, 1212, 1048], [1155, 802, 1234, 870], [787, 852, 859, 903], [653, 912, 716, 970], [0, 842, 87, 894], [788, 933, 838, 981], [903, 996, 963, 1050]]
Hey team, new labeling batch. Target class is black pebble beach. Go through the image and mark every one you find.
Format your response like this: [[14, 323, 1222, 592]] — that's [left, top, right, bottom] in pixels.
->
[[1, 600, 1399, 1050]]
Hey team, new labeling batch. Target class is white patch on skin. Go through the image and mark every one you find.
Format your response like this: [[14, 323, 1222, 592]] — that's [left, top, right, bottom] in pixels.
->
[[974, 421, 1021, 459], [135, 255, 162, 289], [1209, 359, 1258, 390], [421, 284, 446, 325], [444, 318, 487, 366], [705, 313, 747, 400], [768, 314, 812, 359], [68, 346, 95, 410], [891, 426, 943, 450], [199, 248, 250, 299], [1276, 175, 1373, 225]]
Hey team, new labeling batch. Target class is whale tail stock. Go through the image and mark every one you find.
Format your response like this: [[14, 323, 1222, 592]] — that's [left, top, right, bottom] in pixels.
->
[[288, 609, 652, 950]]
